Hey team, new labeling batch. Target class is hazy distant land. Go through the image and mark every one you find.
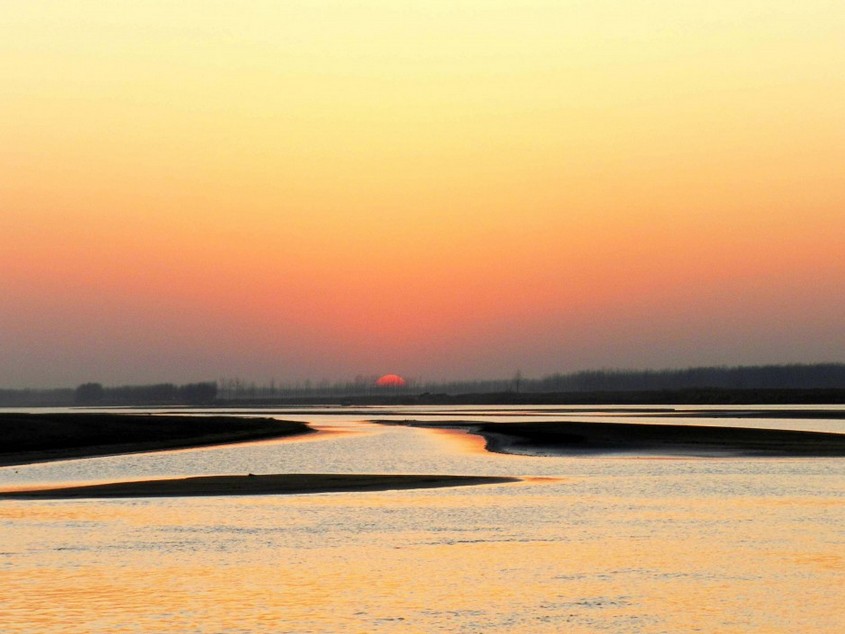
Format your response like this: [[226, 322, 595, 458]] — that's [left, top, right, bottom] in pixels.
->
[[0, 413, 313, 467], [2, 363, 844, 407]]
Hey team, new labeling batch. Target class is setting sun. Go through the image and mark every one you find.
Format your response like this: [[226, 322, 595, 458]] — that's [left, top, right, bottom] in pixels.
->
[[1, 1, 843, 388], [375, 374, 407, 388]]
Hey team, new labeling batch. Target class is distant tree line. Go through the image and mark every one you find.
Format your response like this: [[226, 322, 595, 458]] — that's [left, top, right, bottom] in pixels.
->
[[0, 388, 74, 407], [74, 381, 217, 405], [1, 364, 843, 407], [409, 363, 845, 396], [217, 363, 845, 400], [217, 374, 419, 399], [527, 363, 845, 393]]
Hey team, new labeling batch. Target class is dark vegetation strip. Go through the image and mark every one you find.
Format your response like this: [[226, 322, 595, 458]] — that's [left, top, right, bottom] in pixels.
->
[[219, 363, 845, 400], [0, 413, 313, 467], [408, 388, 845, 406], [0, 473, 519, 499], [214, 387, 845, 407]]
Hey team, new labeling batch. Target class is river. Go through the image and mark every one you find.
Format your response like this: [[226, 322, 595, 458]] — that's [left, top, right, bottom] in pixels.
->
[[1, 405, 844, 632]]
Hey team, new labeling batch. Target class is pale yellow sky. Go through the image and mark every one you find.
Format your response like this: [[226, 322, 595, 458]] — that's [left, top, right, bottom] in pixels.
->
[[2, 1, 843, 385]]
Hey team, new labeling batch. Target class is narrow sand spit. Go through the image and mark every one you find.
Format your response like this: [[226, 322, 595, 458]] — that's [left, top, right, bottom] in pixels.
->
[[0, 473, 519, 499]]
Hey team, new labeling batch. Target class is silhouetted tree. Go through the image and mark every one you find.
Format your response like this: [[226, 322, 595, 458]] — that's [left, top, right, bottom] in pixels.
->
[[178, 382, 218, 404], [75, 382, 104, 404]]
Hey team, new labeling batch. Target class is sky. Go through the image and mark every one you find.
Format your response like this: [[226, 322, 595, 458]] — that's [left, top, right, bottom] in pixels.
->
[[2, 1, 844, 388]]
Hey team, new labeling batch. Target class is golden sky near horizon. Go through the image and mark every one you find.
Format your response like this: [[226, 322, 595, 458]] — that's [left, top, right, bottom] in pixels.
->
[[2, 1, 844, 386]]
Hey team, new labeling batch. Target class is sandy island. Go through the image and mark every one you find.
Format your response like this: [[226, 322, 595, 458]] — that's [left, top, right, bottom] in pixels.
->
[[374, 420, 845, 457], [0, 413, 315, 467], [0, 473, 519, 499]]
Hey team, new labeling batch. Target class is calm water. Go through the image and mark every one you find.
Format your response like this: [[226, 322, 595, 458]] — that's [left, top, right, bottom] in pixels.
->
[[1, 406, 844, 632]]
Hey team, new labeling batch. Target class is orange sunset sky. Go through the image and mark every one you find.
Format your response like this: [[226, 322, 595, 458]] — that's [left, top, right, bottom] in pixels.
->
[[2, 1, 843, 388]]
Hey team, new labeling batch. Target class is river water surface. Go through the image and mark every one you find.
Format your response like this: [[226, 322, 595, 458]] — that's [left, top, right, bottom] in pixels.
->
[[1, 406, 844, 632]]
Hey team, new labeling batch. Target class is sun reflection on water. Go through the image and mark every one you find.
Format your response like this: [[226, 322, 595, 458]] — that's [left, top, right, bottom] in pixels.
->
[[1, 406, 844, 632]]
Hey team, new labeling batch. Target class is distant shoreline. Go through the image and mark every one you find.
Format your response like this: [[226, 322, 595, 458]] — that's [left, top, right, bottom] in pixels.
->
[[0, 413, 314, 467], [3, 386, 844, 409], [201, 387, 845, 407], [0, 473, 520, 499]]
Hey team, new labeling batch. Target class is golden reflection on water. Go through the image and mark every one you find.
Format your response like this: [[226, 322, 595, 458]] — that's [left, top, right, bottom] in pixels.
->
[[426, 426, 501, 457], [2, 488, 844, 633], [3, 410, 845, 632]]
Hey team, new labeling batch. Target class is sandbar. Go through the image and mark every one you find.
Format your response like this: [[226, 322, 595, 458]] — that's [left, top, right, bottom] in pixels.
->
[[0, 413, 314, 467], [375, 420, 845, 457], [0, 473, 519, 499]]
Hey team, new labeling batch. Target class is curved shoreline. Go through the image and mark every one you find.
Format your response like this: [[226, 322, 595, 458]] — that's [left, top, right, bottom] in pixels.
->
[[0, 413, 315, 467], [0, 473, 520, 499], [374, 420, 845, 457]]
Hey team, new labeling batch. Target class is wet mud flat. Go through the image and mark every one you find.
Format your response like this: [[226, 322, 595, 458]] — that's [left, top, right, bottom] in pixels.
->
[[0, 413, 314, 467], [376, 420, 845, 457]]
